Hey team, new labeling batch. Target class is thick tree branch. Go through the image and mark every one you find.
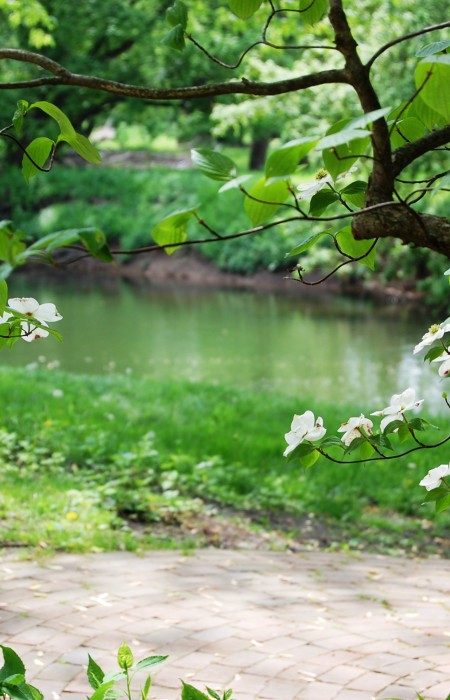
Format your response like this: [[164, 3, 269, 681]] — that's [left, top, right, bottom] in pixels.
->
[[328, 0, 393, 201], [392, 126, 450, 177], [353, 206, 450, 258], [0, 48, 348, 98]]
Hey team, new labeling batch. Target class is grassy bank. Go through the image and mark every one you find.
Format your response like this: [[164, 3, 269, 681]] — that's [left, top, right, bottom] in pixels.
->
[[0, 367, 449, 556]]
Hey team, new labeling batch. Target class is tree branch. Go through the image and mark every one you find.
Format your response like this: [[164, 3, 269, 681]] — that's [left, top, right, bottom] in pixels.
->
[[366, 21, 450, 70], [392, 125, 450, 177], [353, 206, 450, 258], [0, 48, 348, 98], [328, 0, 393, 201]]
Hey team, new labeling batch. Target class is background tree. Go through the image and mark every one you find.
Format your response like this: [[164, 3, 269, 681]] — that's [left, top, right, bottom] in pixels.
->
[[0, 0, 448, 275]]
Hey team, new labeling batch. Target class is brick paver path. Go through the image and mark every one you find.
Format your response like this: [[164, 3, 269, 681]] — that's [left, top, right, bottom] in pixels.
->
[[1, 550, 450, 700]]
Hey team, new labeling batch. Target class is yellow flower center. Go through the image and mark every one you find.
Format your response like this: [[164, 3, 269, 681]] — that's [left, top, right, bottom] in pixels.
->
[[429, 324, 440, 334], [315, 169, 329, 180]]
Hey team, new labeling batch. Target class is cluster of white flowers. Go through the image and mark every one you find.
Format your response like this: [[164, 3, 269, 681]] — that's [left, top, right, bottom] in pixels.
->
[[414, 320, 450, 376], [284, 320, 450, 497], [0, 297, 62, 342]]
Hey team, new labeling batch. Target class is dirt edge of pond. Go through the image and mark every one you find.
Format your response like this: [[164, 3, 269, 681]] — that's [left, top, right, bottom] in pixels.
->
[[29, 248, 423, 307]]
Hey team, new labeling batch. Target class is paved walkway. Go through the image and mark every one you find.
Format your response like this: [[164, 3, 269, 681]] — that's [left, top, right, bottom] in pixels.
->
[[1, 550, 450, 700]]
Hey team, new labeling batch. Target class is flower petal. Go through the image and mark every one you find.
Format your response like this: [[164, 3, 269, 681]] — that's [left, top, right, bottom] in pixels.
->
[[8, 297, 39, 316]]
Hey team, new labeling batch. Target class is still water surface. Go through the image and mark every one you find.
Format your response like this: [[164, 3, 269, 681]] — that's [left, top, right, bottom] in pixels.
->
[[0, 278, 445, 413]]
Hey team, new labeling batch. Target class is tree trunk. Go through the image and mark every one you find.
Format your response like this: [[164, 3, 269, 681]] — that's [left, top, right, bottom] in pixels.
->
[[249, 137, 269, 171]]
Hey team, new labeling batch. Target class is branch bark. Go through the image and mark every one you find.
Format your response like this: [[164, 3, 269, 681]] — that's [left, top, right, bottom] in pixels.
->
[[0, 48, 348, 98], [353, 206, 450, 258], [328, 0, 393, 201], [392, 125, 450, 177]]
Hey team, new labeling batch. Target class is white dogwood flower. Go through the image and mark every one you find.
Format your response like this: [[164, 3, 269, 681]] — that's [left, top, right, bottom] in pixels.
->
[[419, 464, 450, 491], [432, 352, 450, 377], [338, 414, 373, 446], [413, 321, 450, 354], [297, 170, 333, 199], [7, 297, 62, 342], [284, 410, 326, 456], [371, 387, 424, 432]]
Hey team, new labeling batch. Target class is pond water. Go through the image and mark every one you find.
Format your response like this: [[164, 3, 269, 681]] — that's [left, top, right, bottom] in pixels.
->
[[1, 276, 446, 413]]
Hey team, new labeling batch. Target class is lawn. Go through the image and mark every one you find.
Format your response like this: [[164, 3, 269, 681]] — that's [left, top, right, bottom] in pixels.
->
[[0, 367, 448, 556]]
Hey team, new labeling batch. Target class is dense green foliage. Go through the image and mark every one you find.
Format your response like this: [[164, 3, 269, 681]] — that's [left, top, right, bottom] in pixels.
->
[[2, 156, 448, 304], [1, 367, 449, 554]]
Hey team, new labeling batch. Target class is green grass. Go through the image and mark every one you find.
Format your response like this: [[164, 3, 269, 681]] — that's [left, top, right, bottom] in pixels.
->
[[0, 367, 449, 555]]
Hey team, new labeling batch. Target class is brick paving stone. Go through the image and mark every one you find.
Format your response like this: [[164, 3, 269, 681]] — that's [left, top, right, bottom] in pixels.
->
[[1, 550, 450, 700], [318, 664, 365, 685], [258, 677, 308, 698], [333, 690, 370, 700], [297, 680, 341, 699], [348, 670, 400, 692]]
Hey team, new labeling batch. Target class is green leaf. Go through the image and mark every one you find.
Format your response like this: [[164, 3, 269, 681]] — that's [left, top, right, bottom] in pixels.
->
[[28, 229, 81, 252], [117, 643, 134, 671], [29, 101, 76, 138], [423, 485, 448, 502], [424, 345, 446, 362], [1, 682, 43, 700], [339, 180, 367, 208], [358, 441, 374, 460], [435, 493, 450, 514], [152, 208, 196, 254], [407, 418, 427, 432], [300, 449, 319, 470], [335, 226, 376, 270], [389, 118, 426, 148], [13, 100, 29, 135], [318, 128, 370, 150], [285, 442, 317, 463], [309, 190, 339, 216], [320, 436, 345, 449], [0, 648, 26, 682], [141, 676, 152, 700], [344, 436, 366, 455], [298, 0, 328, 25], [59, 133, 102, 164], [22, 137, 54, 183], [415, 56, 450, 122], [409, 94, 447, 131], [0, 279, 7, 314], [265, 138, 317, 179], [87, 680, 116, 700], [244, 178, 290, 226], [320, 121, 370, 180], [166, 1, 188, 29], [382, 419, 404, 435], [346, 107, 392, 130], [78, 228, 114, 262], [206, 689, 220, 700], [2, 675, 25, 686], [191, 149, 237, 181], [218, 174, 252, 193], [416, 40, 450, 58], [228, 0, 262, 19], [182, 682, 210, 700], [397, 423, 411, 444], [87, 656, 105, 690], [162, 25, 186, 51], [224, 690, 233, 700], [288, 231, 329, 256], [134, 656, 168, 671]]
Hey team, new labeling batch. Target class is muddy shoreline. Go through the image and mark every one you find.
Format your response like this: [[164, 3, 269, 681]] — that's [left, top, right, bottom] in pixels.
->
[[18, 249, 423, 308]]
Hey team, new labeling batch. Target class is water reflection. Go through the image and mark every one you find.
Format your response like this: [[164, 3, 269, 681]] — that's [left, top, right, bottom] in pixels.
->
[[1, 276, 445, 413]]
